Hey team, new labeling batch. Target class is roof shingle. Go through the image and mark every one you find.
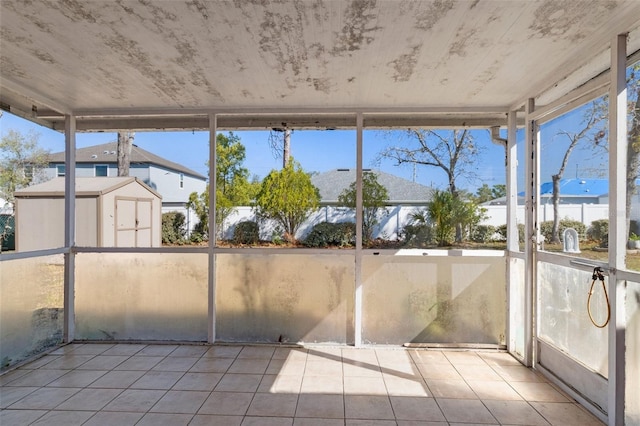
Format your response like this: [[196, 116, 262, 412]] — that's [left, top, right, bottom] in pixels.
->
[[311, 169, 433, 205], [48, 142, 206, 180]]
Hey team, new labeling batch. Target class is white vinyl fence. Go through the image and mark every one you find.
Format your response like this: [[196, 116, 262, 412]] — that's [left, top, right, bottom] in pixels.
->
[[218, 203, 617, 242]]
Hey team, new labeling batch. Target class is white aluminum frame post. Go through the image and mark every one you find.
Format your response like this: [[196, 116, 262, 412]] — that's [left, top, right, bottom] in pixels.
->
[[607, 33, 627, 426], [63, 115, 76, 343], [208, 113, 218, 343], [354, 112, 364, 346], [524, 98, 539, 368]]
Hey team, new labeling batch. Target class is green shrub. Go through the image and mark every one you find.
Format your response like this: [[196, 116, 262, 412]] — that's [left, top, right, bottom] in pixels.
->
[[587, 219, 608, 243], [304, 222, 356, 247], [540, 219, 587, 242], [402, 223, 434, 247], [470, 225, 496, 243], [189, 232, 206, 244], [599, 232, 609, 248], [496, 223, 525, 243], [233, 221, 260, 245], [162, 212, 186, 244]]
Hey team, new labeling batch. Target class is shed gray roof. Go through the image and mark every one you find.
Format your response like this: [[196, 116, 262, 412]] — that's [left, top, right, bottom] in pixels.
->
[[311, 169, 434, 205], [14, 177, 161, 199], [48, 142, 206, 180]]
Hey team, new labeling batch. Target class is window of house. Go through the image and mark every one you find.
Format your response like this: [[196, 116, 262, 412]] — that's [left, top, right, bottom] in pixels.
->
[[24, 165, 33, 182], [56, 164, 65, 177], [180, 173, 184, 189], [95, 165, 108, 177]]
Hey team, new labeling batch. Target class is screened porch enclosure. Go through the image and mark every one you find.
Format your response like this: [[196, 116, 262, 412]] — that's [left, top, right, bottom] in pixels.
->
[[1, 1, 640, 425]]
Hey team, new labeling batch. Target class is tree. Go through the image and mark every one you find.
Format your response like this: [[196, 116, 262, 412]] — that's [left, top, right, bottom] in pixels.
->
[[474, 183, 506, 203], [378, 129, 482, 241], [117, 131, 134, 176], [412, 189, 486, 246], [424, 190, 457, 246], [337, 171, 389, 243], [216, 132, 250, 200], [0, 129, 49, 202], [268, 126, 292, 168], [254, 159, 320, 242], [548, 103, 604, 243], [552, 64, 640, 240], [378, 129, 481, 196], [187, 132, 258, 240], [186, 187, 210, 240]]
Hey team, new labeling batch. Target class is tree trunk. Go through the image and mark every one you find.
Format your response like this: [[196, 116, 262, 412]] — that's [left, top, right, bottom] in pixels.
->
[[551, 174, 561, 243], [117, 132, 134, 176], [283, 128, 291, 168]]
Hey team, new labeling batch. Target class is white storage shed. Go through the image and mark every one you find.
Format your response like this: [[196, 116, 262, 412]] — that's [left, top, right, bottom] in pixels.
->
[[14, 177, 162, 251]]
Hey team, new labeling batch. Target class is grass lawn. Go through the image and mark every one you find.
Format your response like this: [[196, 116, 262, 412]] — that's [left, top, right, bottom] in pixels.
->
[[534, 241, 640, 272]]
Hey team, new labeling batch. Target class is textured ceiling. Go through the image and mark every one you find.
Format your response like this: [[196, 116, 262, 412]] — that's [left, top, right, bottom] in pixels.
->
[[1, 0, 640, 130]]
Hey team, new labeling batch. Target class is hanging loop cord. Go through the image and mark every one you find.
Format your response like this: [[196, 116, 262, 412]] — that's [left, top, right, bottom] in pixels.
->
[[587, 266, 610, 328]]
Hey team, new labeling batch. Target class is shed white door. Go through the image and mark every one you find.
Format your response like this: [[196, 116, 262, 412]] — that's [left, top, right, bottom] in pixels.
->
[[115, 197, 153, 247]]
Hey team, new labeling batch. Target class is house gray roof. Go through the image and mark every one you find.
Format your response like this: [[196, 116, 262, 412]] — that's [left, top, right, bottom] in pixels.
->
[[48, 142, 206, 180], [311, 169, 434, 205]]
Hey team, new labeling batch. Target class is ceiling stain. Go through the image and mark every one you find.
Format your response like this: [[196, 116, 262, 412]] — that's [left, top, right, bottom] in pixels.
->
[[309, 77, 331, 94], [311, 0, 329, 24], [112, 0, 224, 102], [0, 57, 27, 79], [529, 0, 614, 42], [256, 1, 310, 81], [388, 44, 422, 82], [190, 70, 223, 100], [449, 26, 477, 57], [47, 0, 98, 24], [102, 32, 185, 102], [1, 2, 52, 37], [115, 0, 177, 35], [175, 40, 197, 67], [186, 0, 209, 20], [414, 0, 454, 31], [33, 50, 56, 65], [0, 27, 33, 46], [475, 59, 501, 86], [309, 42, 326, 60], [331, 0, 381, 56]]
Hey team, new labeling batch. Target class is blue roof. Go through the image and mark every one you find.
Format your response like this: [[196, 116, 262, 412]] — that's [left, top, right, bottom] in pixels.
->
[[517, 179, 609, 197], [539, 179, 609, 196]]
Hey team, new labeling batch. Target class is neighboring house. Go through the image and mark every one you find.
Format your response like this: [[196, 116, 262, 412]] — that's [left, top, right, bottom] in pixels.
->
[[311, 169, 434, 206], [46, 142, 207, 234], [222, 169, 435, 241], [486, 179, 610, 206], [538, 179, 609, 205], [479, 178, 640, 228]]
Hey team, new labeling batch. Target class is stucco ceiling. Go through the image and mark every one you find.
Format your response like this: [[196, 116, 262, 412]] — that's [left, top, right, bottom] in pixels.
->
[[1, 0, 640, 131]]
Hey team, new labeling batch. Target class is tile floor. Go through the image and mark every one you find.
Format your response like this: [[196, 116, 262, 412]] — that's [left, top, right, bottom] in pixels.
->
[[0, 343, 604, 425]]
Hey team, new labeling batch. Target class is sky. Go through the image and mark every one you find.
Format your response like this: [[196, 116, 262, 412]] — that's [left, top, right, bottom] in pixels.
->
[[0, 111, 512, 194], [0, 103, 607, 195]]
